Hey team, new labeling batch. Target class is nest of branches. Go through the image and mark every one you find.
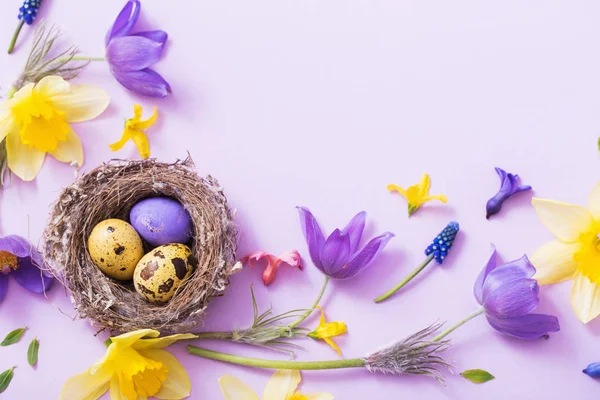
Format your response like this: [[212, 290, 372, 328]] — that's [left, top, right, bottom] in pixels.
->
[[43, 157, 239, 334]]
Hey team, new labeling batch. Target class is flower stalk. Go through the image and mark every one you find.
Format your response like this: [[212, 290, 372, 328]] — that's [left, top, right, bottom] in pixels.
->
[[431, 308, 485, 342], [374, 254, 434, 303]]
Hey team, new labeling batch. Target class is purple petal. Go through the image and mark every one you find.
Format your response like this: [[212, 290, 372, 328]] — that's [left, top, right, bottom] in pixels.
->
[[483, 278, 539, 318], [331, 232, 394, 279], [486, 313, 560, 339], [0, 235, 36, 259], [474, 245, 498, 305], [133, 30, 168, 49], [340, 211, 366, 253], [583, 362, 600, 378], [486, 167, 532, 219], [297, 207, 326, 271], [110, 68, 171, 98], [0, 274, 8, 303], [482, 254, 536, 301], [107, 36, 164, 72], [11, 257, 53, 294], [320, 229, 352, 276], [105, 0, 141, 46]]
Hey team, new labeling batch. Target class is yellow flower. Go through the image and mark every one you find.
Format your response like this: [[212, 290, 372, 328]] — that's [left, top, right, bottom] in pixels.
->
[[387, 174, 447, 216], [219, 369, 333, 400], [110, 104, 157, 159], [307, 307, 347, 356], [59, 329, 196, 400], [0, 76, 109, 181], [531, 182, 600, 323]]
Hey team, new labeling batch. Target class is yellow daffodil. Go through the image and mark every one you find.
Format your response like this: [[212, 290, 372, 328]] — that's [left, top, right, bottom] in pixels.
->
[[110, 104, 157, 159], [219, 369, 333, 400], [387, 174, 447, 216], [0, 76, 109, 181], [531, 183, 600, 323], [59, 329, 196, 400], [307, 307, 347, 356]]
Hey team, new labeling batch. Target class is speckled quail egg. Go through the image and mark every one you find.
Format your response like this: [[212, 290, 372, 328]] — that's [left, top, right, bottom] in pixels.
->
[[133, 243, 195, 303], [88, 219, 144, 280]]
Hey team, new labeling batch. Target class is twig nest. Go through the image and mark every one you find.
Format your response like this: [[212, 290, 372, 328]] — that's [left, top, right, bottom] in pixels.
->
[[43, 158, 239, 333]]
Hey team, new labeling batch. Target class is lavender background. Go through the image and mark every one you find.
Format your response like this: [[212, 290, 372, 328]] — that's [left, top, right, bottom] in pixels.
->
[[1, 1, 600, 399]]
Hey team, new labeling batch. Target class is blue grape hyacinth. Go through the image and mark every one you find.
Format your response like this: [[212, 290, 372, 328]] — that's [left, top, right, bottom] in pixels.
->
[[425, 222, 460, 264], [19, 0, 42, 25]]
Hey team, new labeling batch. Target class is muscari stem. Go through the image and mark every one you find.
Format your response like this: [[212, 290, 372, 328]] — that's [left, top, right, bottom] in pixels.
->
[[188, 345, 365, 370], [7, 20, 25, 54], [431, 308, 486, 342], [289, 276, 330, 328], [374, 254, 434, 303]]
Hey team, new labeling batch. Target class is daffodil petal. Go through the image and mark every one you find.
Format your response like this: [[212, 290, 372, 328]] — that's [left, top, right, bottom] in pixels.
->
[[532, 198, 593, 243], [130, 130, 151, 159], [50, 130, 84, 166], [110, 329, 160, 347], [132, 333, 197, 350], [50, 85, 110, 123], [571, 271, 600, 323], [138, 349, 191, 399], [109, 376, 127, 400], [530, 240, 579, 284], [59, 368, 111, 400], [6, 131, 46, 181], [588, 182, 600, 221], [0, 111, 17, 142], [263, 370, 301, 400], [35, 76, 70, 98], [218, 375, 260, 400], [304, 393, 335, 400]]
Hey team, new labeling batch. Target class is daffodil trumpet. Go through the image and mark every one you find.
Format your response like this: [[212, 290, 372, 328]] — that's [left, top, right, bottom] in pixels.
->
[[375, 222, 459, 303]]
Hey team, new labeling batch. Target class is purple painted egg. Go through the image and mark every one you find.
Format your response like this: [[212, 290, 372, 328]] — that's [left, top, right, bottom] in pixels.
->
[[130, 197, 193, 246]]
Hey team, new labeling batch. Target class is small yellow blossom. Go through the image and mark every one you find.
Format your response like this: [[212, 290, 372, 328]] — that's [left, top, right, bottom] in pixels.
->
[[110, 104, 157, 159], [59, 329, 196, 400], [219, 369, 333, 400], [307, 307, 347, 356], [0, 76, 110, 181], [387, 173, 447, 216]]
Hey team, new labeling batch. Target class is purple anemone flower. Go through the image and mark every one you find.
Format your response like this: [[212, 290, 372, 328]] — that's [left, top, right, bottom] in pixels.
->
[[474, 246, 559, 339], [583, 362, 600, 378], [297, 207, 394, 279], [0, 235, 53, 302], [105, 0, 171, 98], [485, 167, 532, 219]]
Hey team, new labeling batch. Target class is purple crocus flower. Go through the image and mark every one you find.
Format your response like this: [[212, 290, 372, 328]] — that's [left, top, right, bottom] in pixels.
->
[[474, 246, 559, 339], [583, 362, 600, 378], [485, 167, 532, 219], [297, 207, 394, 279], [105, 0, 171, 98], [0, 235, 53, 302]]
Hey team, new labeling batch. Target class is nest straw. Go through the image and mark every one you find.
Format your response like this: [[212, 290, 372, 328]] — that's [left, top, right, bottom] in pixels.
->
[[43, 157, 238, 334]]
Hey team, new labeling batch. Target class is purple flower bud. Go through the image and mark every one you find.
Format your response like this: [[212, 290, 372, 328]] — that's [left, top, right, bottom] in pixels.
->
[[583, 362, 600, 378], [486, 168, 532, 219]]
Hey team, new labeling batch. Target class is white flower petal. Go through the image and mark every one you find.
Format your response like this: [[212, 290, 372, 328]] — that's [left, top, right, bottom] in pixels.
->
[[263, 370, 301, 400], [50, 130, 83, 166], [571, 271, 600, 323], [530, 240, 579, 284], [6, 131, 46, 181], [50, 85, 110, 123], [218, 375, 260, 400], [588, 182, 600, 221], [35, 76, 70, 98], [532, 198, 593, 242]]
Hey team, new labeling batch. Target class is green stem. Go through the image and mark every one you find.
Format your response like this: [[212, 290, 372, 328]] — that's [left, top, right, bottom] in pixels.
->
[[7, 20, 25, 54], [431, 308, 485, 342], [289, 276, 330, 328], [188, 345, 365, 370], [374, 254, 434, 303], [192, 331, 235, 340], [58, 56, 105, 63]]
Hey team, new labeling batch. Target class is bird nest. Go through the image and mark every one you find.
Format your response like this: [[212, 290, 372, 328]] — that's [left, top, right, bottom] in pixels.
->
[[43, 157, 239, 334]]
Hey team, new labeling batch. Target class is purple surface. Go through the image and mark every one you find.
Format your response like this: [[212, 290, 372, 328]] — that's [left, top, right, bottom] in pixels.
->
[[1, 1, 600, 399]]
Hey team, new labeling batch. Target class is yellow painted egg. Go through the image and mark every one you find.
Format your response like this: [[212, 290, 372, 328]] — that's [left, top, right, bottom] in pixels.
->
[[133, 244, 195, 303], [87, 219, 144, 280]]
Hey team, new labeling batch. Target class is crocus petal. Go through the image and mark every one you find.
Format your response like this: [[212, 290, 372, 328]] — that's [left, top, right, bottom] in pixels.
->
[[139, 349, 191, 399], [297, 207, 326, 270], [110, 329, 160, 347], [530, 240, 579, 284], [107, 36, 164, 72], [218, 375, 259, 400], [531, 198, 593, 243], [11, 256, 53, 294], [332, 232, 394, 279], [481, 255, 536, 301], [320, 229, 352, 275], [483, 278, 540, 318], [587, 182, 600, 221], [486, 313, 560, 339], [340, 211, 366, 253], [262, 370, 301, 400], [106, 0, 141, 45], [49, 85, 110, 123], [474, 245, 498, 304], [571, 272, 600, 323], [0, 235, 37, 258], [111, 68, 171, 98], [583, 362, 600, 378], [59, 367, 112, 400], [6, 131, 46, 181], [133, 30, 168, 48], [132, 333, 197, 350], [0, 274, 8, 303], [50, 130, 84, 166]]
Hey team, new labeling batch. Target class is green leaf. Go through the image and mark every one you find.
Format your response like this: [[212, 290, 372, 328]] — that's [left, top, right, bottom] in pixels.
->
[[0, 367, 15, 393], [104, 338, 113, 348], [0, 327, 27, 346], [460, 369, 495, 384], [27, 338, 39, 366]]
